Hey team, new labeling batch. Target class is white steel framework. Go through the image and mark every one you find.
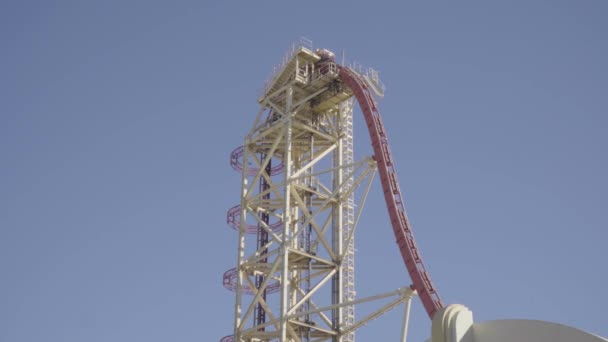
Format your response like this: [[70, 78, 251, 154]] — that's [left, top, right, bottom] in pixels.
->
[[224, 39, 416, 342]]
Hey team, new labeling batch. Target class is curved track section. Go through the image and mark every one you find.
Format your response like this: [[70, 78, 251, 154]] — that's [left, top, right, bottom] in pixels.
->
[[222, 268, 281, 295], [230, 145, 284, 176], [226, 204, 283, 234], [338, 66, 444, 319]]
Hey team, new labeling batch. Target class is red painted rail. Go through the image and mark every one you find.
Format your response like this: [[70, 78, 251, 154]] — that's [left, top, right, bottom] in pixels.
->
[[338, 66, 444, 320]]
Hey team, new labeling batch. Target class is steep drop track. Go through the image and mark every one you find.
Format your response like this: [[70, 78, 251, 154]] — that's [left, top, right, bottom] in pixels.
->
[[338, 66, 444, 319]]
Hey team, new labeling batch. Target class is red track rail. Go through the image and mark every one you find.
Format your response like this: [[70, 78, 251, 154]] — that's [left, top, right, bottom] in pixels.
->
[[338, 66, 444, 319]]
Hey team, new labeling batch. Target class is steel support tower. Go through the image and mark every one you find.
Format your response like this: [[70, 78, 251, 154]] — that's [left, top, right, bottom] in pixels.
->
[[224, 39, 437, 342]]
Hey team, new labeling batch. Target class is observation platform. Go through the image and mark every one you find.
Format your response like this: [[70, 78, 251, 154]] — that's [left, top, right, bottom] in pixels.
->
[[259, 45, 353, 115]]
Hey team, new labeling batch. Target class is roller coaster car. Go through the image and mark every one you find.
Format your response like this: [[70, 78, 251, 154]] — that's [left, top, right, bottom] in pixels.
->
[[315, 48, 335, 62]]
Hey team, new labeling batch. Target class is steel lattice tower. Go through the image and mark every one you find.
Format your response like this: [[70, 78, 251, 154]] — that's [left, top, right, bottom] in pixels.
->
[[223, 39, 437, 342]]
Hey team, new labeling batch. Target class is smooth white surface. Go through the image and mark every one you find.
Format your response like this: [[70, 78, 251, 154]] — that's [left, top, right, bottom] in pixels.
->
[[472, 319, 607, 342], [432, 304, 607, 342], [432, 304, 474, 342]]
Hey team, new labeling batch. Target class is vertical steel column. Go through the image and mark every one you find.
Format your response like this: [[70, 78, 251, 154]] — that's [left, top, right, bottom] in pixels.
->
[[400, 296, 413, 342], [341, 99, 355, 342], [279, 86, 294, 341], [332, 107, 344, 341], [254, 157, 271, 328]]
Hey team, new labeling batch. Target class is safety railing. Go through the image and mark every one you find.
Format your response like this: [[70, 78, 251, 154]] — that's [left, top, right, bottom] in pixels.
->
[[347, 61, 385, 97], [259, 37, 313, 98]]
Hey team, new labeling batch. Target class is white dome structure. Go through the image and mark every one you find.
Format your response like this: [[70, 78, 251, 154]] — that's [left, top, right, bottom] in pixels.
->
[[431, 304, 607, 342]]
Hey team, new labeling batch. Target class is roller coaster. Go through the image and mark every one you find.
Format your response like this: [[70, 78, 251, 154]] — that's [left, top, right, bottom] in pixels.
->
[[223, 38, 442, 342]]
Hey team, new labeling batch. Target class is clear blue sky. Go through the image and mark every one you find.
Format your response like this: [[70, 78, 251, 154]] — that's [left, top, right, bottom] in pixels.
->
[[1, 1, 606, 341]]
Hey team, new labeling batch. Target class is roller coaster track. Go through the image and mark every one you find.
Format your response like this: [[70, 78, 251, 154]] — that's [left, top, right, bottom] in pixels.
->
[[338, 65, 444, 320]]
